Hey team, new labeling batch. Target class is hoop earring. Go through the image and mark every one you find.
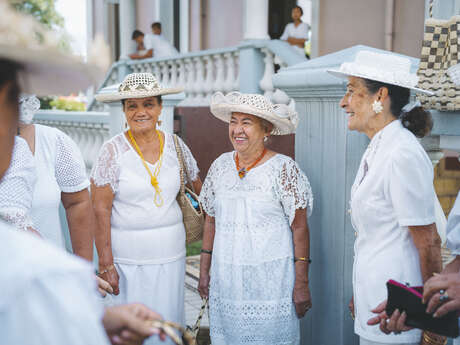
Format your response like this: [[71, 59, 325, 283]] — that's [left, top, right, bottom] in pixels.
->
[[372, 100, 383, 114]]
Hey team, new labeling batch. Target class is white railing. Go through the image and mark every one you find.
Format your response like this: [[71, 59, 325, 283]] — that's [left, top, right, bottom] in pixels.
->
[[88, 40, 305, 111], [34, 110, 110, 173]]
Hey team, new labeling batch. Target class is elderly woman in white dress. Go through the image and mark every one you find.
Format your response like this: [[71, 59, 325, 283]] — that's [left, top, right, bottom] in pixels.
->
[[327, 50, 442, 345], [198, 92, 313, 345], [91, 72, 201, 345], [16, 94, 95, 261]]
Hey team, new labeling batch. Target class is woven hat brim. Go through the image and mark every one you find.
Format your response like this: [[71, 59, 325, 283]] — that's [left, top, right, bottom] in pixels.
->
[[0, 44, 105, 96], [95, 87, 184, 103], [327, 68, 434, 96], [210, 103, 297, 135]]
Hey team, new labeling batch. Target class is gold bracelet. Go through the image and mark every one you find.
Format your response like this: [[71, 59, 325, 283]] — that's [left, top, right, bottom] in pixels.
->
[[294, 257, 312, 263], [422, 331, 447, 345], [98, 264, 115, 276]]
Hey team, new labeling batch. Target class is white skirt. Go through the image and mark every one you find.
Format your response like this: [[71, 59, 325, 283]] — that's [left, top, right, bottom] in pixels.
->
[[106, 258, 186, 345]]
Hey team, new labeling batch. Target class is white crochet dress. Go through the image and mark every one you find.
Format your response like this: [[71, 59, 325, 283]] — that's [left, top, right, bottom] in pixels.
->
[[199, 152, 313, 345], [91, 131, 199, 345], [0, 136, 36, 231]]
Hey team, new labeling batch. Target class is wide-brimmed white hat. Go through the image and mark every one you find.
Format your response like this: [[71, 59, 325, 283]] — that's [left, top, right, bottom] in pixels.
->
[[327, 50, 433, 95], [210, 92, 298, 135], [0, 1, 108, 96], [95, 73, 183, 103]]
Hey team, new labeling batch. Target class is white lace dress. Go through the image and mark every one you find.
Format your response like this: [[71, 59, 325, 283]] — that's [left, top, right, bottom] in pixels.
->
[[91, 131, 199, 345], [199, 152, 313, 345], [0, 136, 36, 232]]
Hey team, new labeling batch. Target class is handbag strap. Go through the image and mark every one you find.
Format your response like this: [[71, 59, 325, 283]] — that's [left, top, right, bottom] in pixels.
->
[[187, 297, 209, 334], [173, 135, 197, 195], [429, 0, 434, 18]]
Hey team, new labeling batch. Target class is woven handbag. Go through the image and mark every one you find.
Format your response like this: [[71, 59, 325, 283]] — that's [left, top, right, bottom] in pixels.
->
[[416, 0, 460, 110], [186, 298, 211, 345], [173, 135, 204, 244]]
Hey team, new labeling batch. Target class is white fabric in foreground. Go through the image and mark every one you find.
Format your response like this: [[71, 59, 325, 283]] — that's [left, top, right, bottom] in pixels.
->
[[31, 124, 89, 247], [0, 136, 36, 231], [0, 220, 109, 345], [350, 120, 435, 343], [199, 152, 312, 345]]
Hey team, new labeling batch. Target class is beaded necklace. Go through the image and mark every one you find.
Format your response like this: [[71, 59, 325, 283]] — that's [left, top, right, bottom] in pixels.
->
[[128, 129, 164, 207], [235, 148, 267, 179]]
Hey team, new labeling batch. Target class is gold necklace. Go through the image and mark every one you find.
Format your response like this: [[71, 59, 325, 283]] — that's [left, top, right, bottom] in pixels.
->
[[128, 129, 164, 207]]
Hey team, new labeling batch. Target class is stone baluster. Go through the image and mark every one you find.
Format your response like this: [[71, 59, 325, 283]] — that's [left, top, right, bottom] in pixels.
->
[[153, 63, 161, 81], [203, 55, 214, 102], [160, 61, 170, 87], [184, 58, 196, 105], [169, 60, 178, 88], [193, 57, 206, 105], [233, 51, 240, 91], [223, 52, 236, 93], [259, 48, 275, 100], [177, 59, 186, 90], [213, 54, 225, 94]]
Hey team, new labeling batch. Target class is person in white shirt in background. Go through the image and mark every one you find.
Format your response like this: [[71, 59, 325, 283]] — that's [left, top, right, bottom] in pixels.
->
[[130, 30, 153, 60], [145, 22, 179, 58], [280, 5, 310, 58], [0, 2, 166, 344]]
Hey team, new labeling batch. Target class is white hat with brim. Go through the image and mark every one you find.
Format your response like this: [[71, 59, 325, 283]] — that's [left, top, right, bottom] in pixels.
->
[[327, 50, 434, 96], [0, 1, 108, 96], [210, 92, 299, 136], [95, 72, 183, 102]]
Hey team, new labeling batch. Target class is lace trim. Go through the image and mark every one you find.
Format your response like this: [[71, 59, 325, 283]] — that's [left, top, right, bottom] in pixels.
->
[[90, 135, 129, 193], [176, 135, 199, 183], [0, 210, 34, 232]]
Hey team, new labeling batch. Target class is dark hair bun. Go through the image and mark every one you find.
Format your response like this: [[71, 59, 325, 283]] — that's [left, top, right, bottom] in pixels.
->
[[400, 106, 433, 138]]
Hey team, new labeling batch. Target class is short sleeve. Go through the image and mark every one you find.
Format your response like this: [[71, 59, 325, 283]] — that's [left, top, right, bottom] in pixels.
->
[[300, 23, 309, 39], [276, 158, 313, 225], [387, 147, 435, 227], [280, 23, 290, 40], [446, 191, 460, 255], [54, 131, 90, 193], [199, 160, 218, 217], [90, 141, 121, 194], [144, 34, 153, 50], [177, 136, 200, 184]]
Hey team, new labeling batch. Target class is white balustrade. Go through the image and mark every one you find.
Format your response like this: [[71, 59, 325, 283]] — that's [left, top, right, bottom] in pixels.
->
[[193, 57, 206, 105], [213, 54, 226, 95], [203, 55, 214, 102], [260, 48, 291, 105]]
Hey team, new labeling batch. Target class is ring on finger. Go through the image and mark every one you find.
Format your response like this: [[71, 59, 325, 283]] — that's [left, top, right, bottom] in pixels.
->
[[439, 289, 446, 295], [440, 293, 449, 302]]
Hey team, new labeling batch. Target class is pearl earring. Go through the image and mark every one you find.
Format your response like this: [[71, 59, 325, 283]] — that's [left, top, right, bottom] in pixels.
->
[[263, 136, 268, 143], [372, 100, 383, 114]]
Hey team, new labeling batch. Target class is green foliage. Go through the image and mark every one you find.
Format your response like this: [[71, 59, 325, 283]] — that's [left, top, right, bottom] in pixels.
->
[[186, 240, 202, 257], [10, 0, 64, 29], [50, 98, 86, 112]]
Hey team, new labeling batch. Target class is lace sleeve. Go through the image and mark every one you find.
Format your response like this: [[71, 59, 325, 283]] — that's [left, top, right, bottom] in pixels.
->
[[0, 137, 36, 232], [54, 130, 90, 193], [276, 158, 313, 225], [90, 140, 121, 194], [199, 160, 217, 217], [177, 136, 200, 183]]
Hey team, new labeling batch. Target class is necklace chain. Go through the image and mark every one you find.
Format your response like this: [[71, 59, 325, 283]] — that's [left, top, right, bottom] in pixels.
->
[[235, 148, 267, 179], [128, 129, 164, 207]]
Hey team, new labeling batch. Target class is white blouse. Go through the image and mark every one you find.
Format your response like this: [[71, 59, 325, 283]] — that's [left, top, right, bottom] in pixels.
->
[[350, 120, 435, 343], [31, 124, 90, 247], [0, 136, 36, 232], [91, 132, 199, 265], [0, 220, 109, 345], [446, 191, 460, 255]]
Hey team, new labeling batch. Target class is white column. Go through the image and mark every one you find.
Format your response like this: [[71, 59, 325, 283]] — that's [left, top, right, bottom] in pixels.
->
[[119, 0, 136, 59], [154, 0, 161, 21], [86, 0, 93, 57], [243, 0, 269, 40], [180, 0, 189, 53]]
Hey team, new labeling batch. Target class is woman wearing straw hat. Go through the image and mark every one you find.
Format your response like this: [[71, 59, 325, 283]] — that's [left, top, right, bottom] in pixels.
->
[[327, 50, 443, 345], [91, 72, 201, 344], [198, 91, 313, 345]]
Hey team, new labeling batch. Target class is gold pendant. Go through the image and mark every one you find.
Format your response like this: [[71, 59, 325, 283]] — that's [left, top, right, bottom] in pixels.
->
[[238, 168, 246, 179]]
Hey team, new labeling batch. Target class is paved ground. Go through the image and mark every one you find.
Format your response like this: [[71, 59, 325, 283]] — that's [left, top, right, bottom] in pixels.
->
[[185, 255, 209, 327]]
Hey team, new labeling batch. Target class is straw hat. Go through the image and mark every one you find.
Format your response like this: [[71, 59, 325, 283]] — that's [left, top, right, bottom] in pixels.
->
[[0, 0, 108, 96], [95, 73, 183, 103], [210, 91, 298, 135], [327, 50, 433, 95]]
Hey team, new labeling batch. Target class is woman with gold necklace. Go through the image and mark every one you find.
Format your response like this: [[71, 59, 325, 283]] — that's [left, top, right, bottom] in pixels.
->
[[198, 92, 313, 345], [91, 73, 201, 345]]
